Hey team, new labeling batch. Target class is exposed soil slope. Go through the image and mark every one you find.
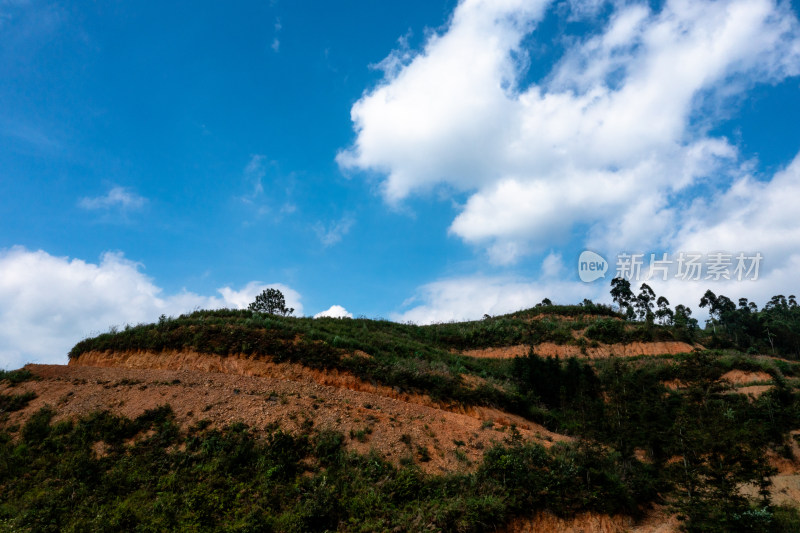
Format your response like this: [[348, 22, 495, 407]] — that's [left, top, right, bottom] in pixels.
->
[[8, 335, 797, 532], [503, 511, 682, 533], [721, 369, 772, 385], [71, 350, 538, 430], [5, 362, 565, 474], [461, 341, 696, 359]]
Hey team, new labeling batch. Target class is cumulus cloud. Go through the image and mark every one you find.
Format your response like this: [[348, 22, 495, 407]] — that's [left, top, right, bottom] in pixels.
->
[[314, 305, 353, 319], [339, 0, 800, 264], [541, 252, 564, 279], [394, 148, 800, 323], [643, 151, 800, 312], [79, 186, 147, 211], [588, 151, 800, 315], [672, 153, 800, 270], [392, 255, 799, 327], [392, 275, 606, 324], [0, 247, 302, 369], [216, 282, 302, 314]]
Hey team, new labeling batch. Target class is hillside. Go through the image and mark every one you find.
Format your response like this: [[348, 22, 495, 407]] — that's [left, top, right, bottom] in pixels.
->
[[2, 304, 800, 532]]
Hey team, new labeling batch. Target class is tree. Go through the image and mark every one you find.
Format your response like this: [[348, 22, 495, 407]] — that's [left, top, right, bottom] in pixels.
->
[[700, 290, 738, 343], [699, 290, 719, 334], [635, 283, 656, 325], [248, 288, 294, 316], [610, 278, 635, 320], [667, 353, 775, 531], [761, 294, 800, 356], [674, 305, 699, 342], [655, 296, 674, 325]]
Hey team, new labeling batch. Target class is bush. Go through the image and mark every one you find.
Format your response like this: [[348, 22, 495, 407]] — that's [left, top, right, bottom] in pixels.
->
[[21, 406, 54, 443], [585, 319, 626, 344], [0, 391, 36, 413], [5, 409, 631, 532], [0, 369, 35, 385]]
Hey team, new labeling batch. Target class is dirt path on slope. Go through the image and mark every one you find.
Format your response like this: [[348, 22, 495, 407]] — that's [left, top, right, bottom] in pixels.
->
[[461, 341, 696, 359]]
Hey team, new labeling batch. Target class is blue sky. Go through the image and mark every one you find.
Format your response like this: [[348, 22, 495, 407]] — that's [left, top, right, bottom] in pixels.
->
[[3, 0, 800, 368]]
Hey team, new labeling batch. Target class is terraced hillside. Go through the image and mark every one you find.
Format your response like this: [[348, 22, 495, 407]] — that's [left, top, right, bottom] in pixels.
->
[[2, 305, 800, 532]]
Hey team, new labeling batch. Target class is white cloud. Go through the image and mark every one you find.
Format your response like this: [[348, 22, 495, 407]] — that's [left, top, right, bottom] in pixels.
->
[[239, 155, 297, 221], [0, 247, 303, 369], [79, 186, 146, 211], [596, 149, 800, 318], [314, 305, 353, 319], [338, 0, 550, 202], [243, 154, 268, 198], [672, 153, 800, 269], [339, 0, 800, 263], [392, 258, 800, 328], [395, 149, 800, 324], [583, 151, 800, 320], [541, 252, 564, 278], [564, 0, 609, 21], [216, 281, 302, 314], [392, 275, 606, 324], [314, 215, 354, 246], [272, 17, 281, 52], [643, 150, 800, 313]]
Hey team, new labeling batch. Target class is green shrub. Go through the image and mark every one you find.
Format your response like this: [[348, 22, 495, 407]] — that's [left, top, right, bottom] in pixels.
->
[[0, 369, 35, 385], [21, 406, 54, 443], [585, 318, 626, 344], [772, 505, 800, 532], [0, 391, 36, 413]]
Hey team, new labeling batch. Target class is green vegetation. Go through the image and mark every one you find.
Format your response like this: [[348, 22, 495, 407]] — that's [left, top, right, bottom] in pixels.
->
[[584, 317, 626, 343], [612, 279, 800, 357], [70, 302, 620, 360], [0, 406, 649, 532], [699, 291, 800, 356], [29, 287, 800, 530], [248, 288, 295, 316], [66, 303, 622, 420], [0, 391, 36, 414], [0, 369, 35, 386], [2, 384, 799, 532], [0, 370, 38, 422]]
